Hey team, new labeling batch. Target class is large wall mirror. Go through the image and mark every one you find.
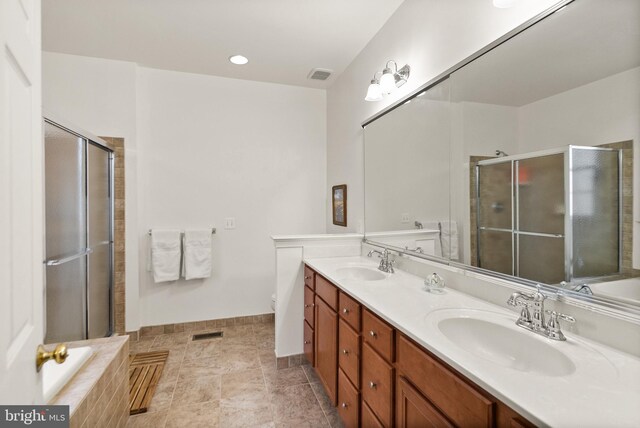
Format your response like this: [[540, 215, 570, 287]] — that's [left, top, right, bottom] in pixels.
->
[[364, 0, 639, 311]]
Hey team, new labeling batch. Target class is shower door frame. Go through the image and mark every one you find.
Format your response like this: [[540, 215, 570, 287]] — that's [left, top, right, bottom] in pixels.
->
[[43, 113, 115, 341]]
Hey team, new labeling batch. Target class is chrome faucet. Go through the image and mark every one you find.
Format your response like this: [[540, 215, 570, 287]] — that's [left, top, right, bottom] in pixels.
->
[[506, 286, 575, 341], [367, 248, 395, 273]]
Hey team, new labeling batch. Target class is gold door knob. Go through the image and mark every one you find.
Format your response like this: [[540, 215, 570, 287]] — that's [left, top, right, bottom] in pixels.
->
[[36, 343, 68, 372]]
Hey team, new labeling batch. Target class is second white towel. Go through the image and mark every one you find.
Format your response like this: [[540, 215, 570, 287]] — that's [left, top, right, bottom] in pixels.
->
[[182, 229, 212, 280]]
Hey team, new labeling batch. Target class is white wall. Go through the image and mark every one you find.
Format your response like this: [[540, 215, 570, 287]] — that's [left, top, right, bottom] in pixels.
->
[[42, 52, 141, 331], [326, 0, 560, 233], [136, 67, 326, 326]]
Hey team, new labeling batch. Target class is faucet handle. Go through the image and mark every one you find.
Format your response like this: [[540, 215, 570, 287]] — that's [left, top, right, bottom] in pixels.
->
[[545, 310, 575, 341], [545, 310, 575, 324]]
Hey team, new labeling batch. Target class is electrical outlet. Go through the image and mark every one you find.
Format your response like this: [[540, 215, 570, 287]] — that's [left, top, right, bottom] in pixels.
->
[[224, 217, 236, 229], [401, 213, 410, 223]]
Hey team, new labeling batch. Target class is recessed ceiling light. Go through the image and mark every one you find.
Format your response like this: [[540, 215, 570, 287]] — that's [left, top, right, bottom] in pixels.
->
[[229, 55, 248, 65]]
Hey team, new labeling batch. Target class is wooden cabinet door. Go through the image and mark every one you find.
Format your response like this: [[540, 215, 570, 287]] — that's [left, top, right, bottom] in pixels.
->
[[315, 295, 338, 405], [396, 376, 454, 428]]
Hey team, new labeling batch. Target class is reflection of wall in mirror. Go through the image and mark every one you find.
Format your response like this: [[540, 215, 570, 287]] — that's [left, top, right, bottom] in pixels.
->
[[364, 95, 450, 234]]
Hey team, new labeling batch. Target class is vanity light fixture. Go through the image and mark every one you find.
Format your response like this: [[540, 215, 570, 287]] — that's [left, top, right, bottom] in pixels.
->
[[365, 72, 384, 102], [229, 54, 249, 65], [364, 60, 411, 101]]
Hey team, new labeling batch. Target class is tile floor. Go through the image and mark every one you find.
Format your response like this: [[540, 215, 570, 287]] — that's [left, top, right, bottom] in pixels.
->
[[126, 321, 343, 428]]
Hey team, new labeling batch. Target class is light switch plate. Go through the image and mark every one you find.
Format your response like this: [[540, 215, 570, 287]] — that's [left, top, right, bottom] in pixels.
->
[[224, 217, 236, 229]]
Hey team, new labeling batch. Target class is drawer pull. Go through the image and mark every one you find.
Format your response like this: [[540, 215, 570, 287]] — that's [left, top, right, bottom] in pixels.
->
[[369, 330, 377, 338], [304, 275, 312, 280], [342, 308, 349, 314], [342, 349, 349, 355], [304, 340, 311, 344], [304, 303, 315, 308], [369, 381, 377, 389], [341, 402, 348, 409]]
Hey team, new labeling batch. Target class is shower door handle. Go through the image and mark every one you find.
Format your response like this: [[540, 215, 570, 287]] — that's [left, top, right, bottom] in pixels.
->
[[45, 248, 93, 266]]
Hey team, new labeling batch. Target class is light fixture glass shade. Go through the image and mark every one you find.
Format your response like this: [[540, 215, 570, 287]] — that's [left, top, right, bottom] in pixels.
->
[[380, 69, 396, 94], [365, 81, 383, 101], [493, 0, 516, 8]]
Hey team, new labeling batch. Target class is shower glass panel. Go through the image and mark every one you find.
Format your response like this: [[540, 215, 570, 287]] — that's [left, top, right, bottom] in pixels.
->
[[571, 147, 620, 278], [44, 124, 86, 259], [478, 229, 512, 276], [477, 161, 512, 231], [517, 234, 565, 284], [45, 257, 87, 343], [87, 143, 113, 339], [517, 154, 564, 235], [44, 119, 114, 343]]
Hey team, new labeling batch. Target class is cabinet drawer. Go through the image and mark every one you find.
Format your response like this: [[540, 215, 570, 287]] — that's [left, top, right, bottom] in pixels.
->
[[303, 320, 314, 366], [316, 274, 338, 310], [362, 397, 385, 428], [397, 334, 494, 427], [363, 309, 394, 363], [339, 291, 361, 332], [338, 369, 360, 428], [396, 376, 453, 428], [362, 342, 394, 428], [304, 265, 315, 290], [338, 319, 360, 387], [304, 285, 315, 327]]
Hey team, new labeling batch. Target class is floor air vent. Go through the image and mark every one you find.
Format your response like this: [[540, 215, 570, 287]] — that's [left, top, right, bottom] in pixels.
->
[[192, 331, 223, 341], [307, 68, 332, 81]]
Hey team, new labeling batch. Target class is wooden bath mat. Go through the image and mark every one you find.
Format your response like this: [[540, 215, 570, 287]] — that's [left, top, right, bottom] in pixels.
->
[[128, 350, 169, 415]]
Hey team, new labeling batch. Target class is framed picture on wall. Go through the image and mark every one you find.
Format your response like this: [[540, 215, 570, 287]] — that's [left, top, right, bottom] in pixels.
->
[[332, 184, 347, 227]]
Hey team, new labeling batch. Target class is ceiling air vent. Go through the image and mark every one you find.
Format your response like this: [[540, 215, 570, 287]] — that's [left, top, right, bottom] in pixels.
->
[[307, 68, 333, 81]]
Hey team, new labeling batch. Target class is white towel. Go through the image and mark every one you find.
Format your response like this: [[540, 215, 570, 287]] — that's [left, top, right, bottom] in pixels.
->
[[182, 229, 212, 280], [151, 229, 182, 283]]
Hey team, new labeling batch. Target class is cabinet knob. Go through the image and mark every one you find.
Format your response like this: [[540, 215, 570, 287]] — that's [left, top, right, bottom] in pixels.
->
[[369, 381, 377, 389], [342, 349, 348, 355], [342, 308, 349, 314], [341, 402, 348, 409], [369, 330, 377, 338], [304, 303, 314, 308], [304, 340, 311, 344], [304, 276, 312, 280]]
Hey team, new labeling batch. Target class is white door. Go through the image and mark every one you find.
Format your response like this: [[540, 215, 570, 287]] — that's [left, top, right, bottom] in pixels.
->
[[0, 0, 44, 404]]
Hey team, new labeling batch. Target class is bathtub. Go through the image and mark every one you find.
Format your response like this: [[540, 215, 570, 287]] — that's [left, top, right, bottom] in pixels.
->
[[43, 346, 93, 402], [590, 277, 640, 306]]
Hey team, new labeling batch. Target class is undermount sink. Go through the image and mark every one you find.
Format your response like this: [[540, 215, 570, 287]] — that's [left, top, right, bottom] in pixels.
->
[[429, 309, 576, 377], [335, 265, 386, 281]]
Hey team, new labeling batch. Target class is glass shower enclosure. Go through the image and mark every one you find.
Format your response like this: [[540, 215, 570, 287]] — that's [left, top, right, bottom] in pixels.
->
[[44, 119, 114, 343], [476, 145, 621, 284]]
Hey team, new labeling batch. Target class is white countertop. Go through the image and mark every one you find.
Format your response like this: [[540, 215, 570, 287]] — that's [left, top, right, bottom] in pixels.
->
[[304, 256, 640, 428]]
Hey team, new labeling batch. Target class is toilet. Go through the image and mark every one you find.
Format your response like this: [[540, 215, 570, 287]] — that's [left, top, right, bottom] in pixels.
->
[[271, 293, 276, 312]]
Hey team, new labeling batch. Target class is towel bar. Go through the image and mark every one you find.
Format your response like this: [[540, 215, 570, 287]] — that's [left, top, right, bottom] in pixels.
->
[[147, 228, 216, 235]]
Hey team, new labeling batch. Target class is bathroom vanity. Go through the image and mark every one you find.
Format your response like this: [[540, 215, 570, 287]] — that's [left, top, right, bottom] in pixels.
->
[[302, 257, 640, 428]]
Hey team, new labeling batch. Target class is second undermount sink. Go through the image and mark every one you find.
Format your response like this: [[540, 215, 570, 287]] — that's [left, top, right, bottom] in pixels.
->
[[335, 265, 387, 282], [429, 309, 576, 377]]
